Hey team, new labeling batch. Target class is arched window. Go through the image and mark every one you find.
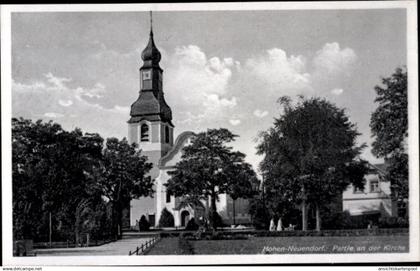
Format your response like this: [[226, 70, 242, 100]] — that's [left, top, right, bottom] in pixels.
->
[[165, 126, 170, 143], [141, 124, 149, 142]]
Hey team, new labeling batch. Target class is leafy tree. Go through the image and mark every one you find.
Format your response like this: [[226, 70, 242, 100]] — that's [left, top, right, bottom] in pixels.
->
[[225, 152, 259, 225], [248, 195, 271, 230], [94, 137, 153, 238], [12, 118, 105, 242], [257, 96, 369, 231], [185, 217, 199, 231], [165, 128, 257, 230], [12, 118, 152, 243], [370, 67, 408, 215]]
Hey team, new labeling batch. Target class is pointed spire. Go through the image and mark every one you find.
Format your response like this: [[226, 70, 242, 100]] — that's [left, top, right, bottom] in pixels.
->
[[150, 10, 153, 35], [141, 11, 161, 65]]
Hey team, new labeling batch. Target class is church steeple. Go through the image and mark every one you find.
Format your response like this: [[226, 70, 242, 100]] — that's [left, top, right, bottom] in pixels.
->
[[141, 11, 161, 68], [129, 11, 173, 126]]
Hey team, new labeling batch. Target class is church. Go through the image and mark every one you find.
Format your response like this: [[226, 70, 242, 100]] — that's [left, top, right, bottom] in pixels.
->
[[125, 18, 251, 229]]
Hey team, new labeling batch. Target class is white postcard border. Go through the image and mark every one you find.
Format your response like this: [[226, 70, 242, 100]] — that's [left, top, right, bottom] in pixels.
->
[[1, 1, 418, 265]]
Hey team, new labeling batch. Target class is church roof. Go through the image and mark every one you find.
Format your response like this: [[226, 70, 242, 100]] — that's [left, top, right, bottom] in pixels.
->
[[141, 30, 161, 69], [158, 131, 196, 168], [129, 15, 172, 124], [129, 90, 173, 123]]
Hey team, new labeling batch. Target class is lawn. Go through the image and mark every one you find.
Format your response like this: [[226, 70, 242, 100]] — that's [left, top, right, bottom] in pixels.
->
[[146, 235, 409, 255], [145, 237, 185, 255]]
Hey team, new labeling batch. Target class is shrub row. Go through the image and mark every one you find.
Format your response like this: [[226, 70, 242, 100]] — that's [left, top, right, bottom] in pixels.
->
[[160, 227, 408, 239], [33, 237, 117, 249], [253, 228, 408, 237], [186, 232, 249, 241]]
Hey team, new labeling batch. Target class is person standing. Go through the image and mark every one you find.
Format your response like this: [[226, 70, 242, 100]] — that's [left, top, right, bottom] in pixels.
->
[[277, 218, 283, 231], [269, 218, 276, 231]]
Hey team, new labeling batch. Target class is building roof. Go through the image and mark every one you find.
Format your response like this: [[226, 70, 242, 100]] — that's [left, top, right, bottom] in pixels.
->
[[129, 21, 172, 124], [129, 91, 172, 123], [370, 163, 387, 176], [141, 30, 161, 69], [158, 131, 196, 168]]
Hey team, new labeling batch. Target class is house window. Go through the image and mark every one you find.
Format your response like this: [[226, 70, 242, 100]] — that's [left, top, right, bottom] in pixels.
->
[[166, 192, 171, 203], [353, 185, 364, 194], [370, 180, 380, 193], [141, 124, 149, 142], [165, 126, 170, 143]]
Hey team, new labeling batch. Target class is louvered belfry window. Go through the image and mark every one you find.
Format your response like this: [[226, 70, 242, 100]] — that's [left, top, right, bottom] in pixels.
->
[[141, 124, 149, 142]]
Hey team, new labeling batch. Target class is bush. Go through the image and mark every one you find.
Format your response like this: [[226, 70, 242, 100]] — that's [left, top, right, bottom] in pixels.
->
[[158, 208, 175, 228], [248, 198, 270, 230], [185, 218, 199, 231], [139, 215, 150, 231], [209, 212, 225, 229], [208, 232, 248, 240], [321, 211, 385, 229], [378, 216, 409, 228], [254, 228, 408, 237], [322, 211, 351, 230]]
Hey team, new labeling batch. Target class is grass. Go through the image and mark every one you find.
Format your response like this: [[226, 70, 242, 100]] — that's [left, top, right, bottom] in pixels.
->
[[146, 235, 409, 255], [144, 237, 185, 255]]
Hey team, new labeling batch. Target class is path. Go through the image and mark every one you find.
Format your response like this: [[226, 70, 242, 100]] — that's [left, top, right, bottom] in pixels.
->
[[34, 236, 155, 256]]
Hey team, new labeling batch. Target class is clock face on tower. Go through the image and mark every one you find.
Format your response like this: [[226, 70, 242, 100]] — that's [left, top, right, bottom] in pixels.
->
[[142, 70, 152, 80]]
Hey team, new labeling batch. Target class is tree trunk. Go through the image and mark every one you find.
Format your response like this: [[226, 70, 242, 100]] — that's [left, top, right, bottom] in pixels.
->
[[110, 202, 119, 240], [205, 195, 210, 226], [232, 199, 236, 226], [301, 185, 308, 231], [49, 212, 52, 248], [75, 229, 79, 247], [315, 203, 321, 231], [75, 210, 80, 247], [115, 202, 123, 239], [302, 201, 307, 231], [210, 192, 217, 230]]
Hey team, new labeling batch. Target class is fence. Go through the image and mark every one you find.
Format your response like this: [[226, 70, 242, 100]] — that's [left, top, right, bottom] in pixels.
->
[[128, 235, 160, 255]]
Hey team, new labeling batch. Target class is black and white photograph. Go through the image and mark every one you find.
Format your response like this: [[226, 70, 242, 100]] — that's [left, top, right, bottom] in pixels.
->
[[1, 1, 418, 266]]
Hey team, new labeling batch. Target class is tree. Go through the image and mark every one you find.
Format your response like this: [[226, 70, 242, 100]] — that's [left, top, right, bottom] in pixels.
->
[[139, 215, 150, 231], [165, 128, 257, 230], [12, 118, 152, 243], [12, 118, 105, 242], [370, 67, 408, 216], [158, 208, 175, 227], [257, 96, 369, 231], [95, 137, 153, 238], [248, 195, 271, 230], [225, 154, 259, 225]]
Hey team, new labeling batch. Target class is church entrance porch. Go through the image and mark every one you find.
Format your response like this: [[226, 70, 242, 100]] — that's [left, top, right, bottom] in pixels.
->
[[180, 210, 190, 227]]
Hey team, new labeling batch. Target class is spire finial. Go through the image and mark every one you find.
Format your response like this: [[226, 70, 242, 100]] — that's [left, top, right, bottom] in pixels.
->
[[141, 10, 161, 63], [149, 10, 153, 35]]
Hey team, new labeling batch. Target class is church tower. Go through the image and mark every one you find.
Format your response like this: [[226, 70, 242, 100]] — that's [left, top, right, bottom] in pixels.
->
[[128, 14, 174, 154], [127, 13, 174, 227]]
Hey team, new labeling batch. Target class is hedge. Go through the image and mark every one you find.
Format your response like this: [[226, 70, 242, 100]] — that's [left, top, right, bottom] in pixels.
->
[[159, 228, 408, 239]]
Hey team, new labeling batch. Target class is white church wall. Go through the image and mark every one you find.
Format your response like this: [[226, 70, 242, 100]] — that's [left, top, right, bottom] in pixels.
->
[[127, 123, 138, 144]]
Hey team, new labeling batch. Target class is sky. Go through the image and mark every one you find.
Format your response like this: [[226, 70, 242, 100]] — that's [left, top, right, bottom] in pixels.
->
[[11, 9, 407, 173]]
